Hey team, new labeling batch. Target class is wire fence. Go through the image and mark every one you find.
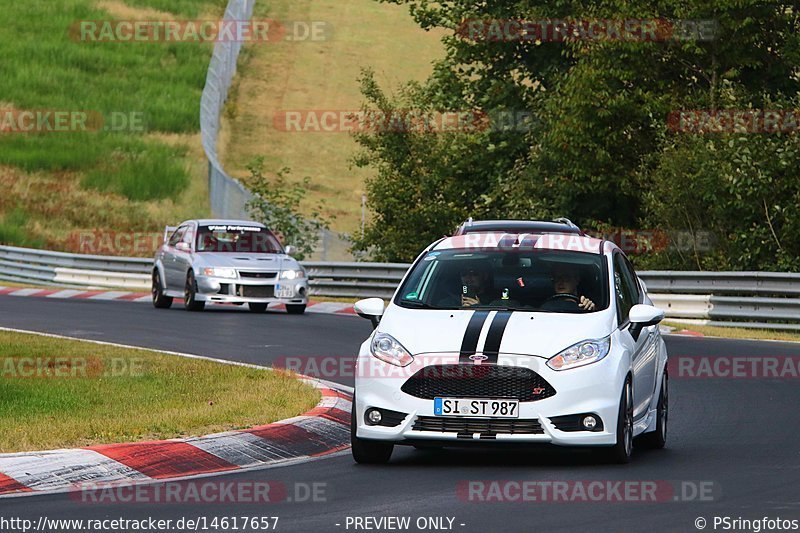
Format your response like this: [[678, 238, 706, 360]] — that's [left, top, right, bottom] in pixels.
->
[[200, 0, 255, 221]]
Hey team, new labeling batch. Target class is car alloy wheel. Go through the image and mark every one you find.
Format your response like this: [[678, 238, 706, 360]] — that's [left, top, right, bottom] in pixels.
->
[[151, 270, 172, 309], [184, 271, 205, 312]]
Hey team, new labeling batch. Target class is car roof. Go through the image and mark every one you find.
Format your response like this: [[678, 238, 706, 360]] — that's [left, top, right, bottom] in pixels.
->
[[183, 219, 267, 227], [454, 219, 584, 236], [433, 232, 608, 255]]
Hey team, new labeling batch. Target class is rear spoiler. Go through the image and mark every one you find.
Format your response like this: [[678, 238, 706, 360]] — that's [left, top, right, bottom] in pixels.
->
[[163, 225, 178, 244]]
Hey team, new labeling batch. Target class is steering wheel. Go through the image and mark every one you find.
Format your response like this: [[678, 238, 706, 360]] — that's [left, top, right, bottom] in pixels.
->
[[543, 293, 581, 304]]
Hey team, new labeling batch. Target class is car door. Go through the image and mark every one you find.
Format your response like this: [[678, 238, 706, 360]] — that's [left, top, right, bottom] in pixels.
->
[[164, 226, 187, 288], [613, 253, 657, 419], [172, 223, 196, 286]]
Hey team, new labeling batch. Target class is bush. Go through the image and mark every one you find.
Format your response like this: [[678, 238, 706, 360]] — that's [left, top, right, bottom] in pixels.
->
[[245, 158, 333, 260]]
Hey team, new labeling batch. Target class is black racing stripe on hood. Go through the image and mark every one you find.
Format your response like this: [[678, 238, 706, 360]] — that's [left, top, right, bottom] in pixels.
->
[[459, 310, 490, 362], [482, 311, 513, 364]]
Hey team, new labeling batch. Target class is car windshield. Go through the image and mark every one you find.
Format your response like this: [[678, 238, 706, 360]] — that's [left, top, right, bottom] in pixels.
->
[[195, 224, 282, 253], [395, 249, 608, 313]]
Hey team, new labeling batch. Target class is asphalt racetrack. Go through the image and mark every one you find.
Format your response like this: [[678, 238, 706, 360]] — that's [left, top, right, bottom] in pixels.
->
[[1, 294, 798, 532]]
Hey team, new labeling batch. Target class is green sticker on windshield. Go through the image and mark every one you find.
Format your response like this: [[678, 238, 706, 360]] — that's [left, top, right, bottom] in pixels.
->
[[405, 292, 419, 300]]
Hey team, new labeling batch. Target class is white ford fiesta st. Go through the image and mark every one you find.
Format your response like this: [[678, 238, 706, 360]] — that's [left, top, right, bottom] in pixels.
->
[[351, 223, 669, 464]]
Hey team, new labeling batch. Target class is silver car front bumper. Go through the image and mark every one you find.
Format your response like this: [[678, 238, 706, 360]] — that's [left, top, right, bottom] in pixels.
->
[[194, 275, 308, 304]]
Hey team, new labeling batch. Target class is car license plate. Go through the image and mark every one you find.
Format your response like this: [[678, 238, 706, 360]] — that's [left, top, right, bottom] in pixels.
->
[[274, 284, 293, 298], [433, 397, 519, 418]]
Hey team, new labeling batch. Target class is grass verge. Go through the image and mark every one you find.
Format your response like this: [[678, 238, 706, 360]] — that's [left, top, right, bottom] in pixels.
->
[[0, 330, 320, 452], [663, 321, 800, 343]]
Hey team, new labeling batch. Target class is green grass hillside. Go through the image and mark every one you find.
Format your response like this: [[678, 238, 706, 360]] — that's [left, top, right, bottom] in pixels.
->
[[222, 0, 444, 234], [0, 0, 441, 253], [0, 0, 223, 254]]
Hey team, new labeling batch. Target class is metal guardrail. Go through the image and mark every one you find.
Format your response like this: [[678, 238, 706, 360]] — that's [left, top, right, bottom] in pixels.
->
[[0, 246, 151, 289], [303, 262, 409, 299], [638, 271, 800, 296], [1, 245, 798, 330]]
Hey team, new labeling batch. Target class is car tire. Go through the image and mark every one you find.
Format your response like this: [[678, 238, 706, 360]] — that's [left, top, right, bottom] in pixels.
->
[[603, 379, 633, 464], [184, 271, 205, 312], [351, 398, 393, 464], [637, 370, 668, 449], [248, 303, 268, 313], [152, 270, 172, 309], [286, 304, 306, 315]]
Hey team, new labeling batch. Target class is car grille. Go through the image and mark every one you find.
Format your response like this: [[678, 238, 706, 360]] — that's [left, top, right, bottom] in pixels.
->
[[412, 416, 544, 435], [238, 285, 274, 298], [400, 364, 556, 402], [239, 271, 277, 279]]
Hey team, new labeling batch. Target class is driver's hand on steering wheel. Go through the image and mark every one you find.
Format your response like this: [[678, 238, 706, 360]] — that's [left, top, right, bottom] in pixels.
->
[[579, 296, 596, 311]]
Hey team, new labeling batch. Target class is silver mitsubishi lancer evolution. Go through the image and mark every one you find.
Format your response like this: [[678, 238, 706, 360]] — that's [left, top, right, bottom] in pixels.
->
[[151, 219, 308, 314]]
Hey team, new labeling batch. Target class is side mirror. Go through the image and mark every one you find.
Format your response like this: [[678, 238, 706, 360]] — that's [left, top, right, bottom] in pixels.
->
[[284, 245, 295, 256], [628, 304, 666, 341], [354, 298, 385, 329], [175, 242, 191, 252]]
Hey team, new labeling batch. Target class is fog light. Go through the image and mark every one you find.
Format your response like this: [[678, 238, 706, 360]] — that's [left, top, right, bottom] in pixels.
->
[[582, 415, 597, 430], [366, 409, 382, 425]]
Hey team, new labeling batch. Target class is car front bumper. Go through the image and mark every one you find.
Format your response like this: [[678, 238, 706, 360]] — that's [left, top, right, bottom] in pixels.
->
[[193, 275, 309, 304], [354, 352, 628, 447]]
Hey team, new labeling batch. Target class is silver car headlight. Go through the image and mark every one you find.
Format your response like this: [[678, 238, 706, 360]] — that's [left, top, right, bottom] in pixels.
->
[[370, 333, 413, 367], [280, 269, 305, 280], [547, 336, 611, 371], [202, 267, 237, 279]]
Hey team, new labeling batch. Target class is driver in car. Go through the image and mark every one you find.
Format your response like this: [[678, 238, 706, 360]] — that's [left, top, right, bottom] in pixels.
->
[[433, 260, 501, 308], [541, 264, 596, 312], [459, 261, 496, 307]]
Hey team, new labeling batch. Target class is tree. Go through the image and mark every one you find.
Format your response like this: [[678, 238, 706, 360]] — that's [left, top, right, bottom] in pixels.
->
[[354, 0, 800, 267], [245, 158, 333, 260]]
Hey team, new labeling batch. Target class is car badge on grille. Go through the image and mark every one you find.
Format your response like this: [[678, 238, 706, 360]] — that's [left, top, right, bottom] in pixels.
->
[[469, 354, 488, 363], [532, 387, 546, 395]]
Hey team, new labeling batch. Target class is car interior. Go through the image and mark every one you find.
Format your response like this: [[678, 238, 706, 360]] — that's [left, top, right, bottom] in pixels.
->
[[423, 252, 607, 312]]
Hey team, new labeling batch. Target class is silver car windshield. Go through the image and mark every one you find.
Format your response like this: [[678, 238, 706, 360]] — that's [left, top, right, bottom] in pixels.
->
[[195, 225, 282, 253], [395, 249, 609, 313]]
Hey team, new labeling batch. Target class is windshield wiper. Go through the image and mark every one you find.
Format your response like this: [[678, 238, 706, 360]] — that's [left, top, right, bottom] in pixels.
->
[[399, 299, 437, 309], [472, 304, 531, 312]]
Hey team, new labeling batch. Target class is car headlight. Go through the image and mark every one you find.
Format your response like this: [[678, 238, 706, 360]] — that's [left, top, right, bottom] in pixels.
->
[[280, 269, 305, 280], [202, 267, 237, 279], [370, 333, 413, 367], [547, 336, 611, 371]]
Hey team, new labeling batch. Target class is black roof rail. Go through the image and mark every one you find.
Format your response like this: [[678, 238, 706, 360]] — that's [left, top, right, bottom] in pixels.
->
[[453, 218, 584, 236]]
